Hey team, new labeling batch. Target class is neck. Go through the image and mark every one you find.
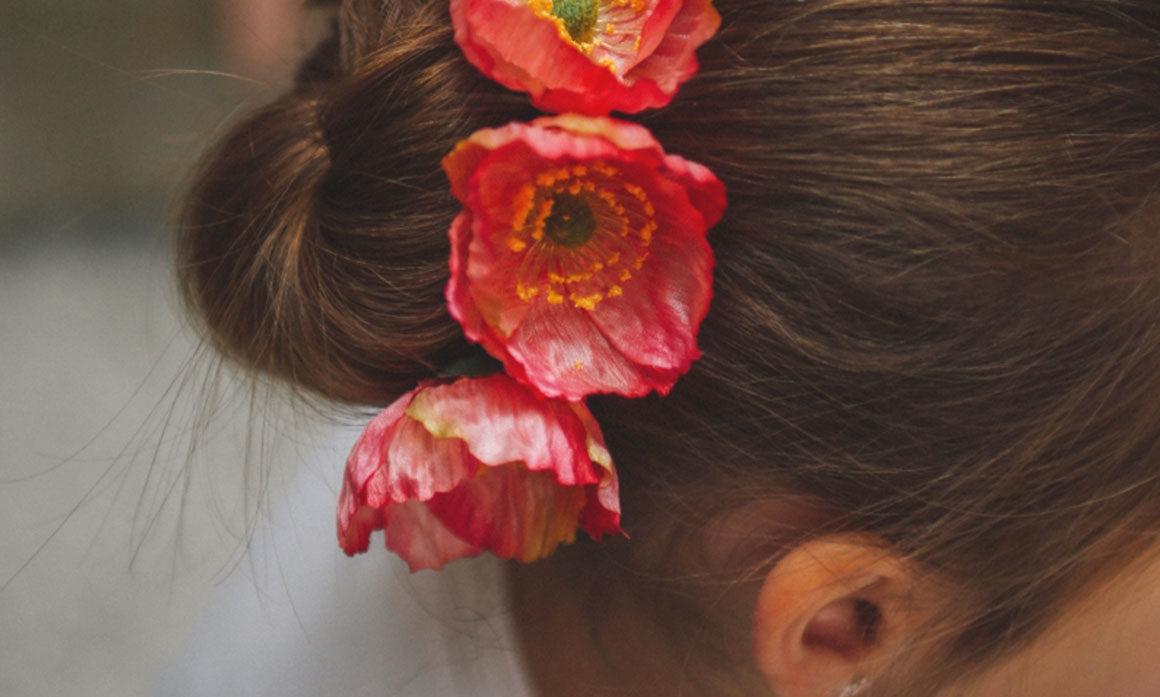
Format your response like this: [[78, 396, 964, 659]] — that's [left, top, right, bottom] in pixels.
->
[[508, 555, 695, 697]]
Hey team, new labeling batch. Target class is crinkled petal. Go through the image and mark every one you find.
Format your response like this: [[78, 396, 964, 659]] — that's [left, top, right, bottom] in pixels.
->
[[337, 376, 623, 568], [373, 413, 477, 502], [584, 166, 714, 376], [451, 0, 721, 114], [658, 152, 728, 228], [586, 230, 712, 379], [569, 403, 623, 538], [629, 0, 721, 95], [338, 382, 480, 556], [404, 374, 599, 484], [503, 298, 674, 399], [541, 114, 667, 155], [383, 501, 483, 571], [427, 465, 589, 562], [341, 393, 411, 491], [448, 211, 533, 341], [617, 0, 682, 74], [338, 388, 416, 555], [458, 0, 598, 98]]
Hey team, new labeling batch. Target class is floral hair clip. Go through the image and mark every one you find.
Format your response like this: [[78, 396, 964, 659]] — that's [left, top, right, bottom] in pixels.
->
[[445, 115, 726, 400], [338, 1, 724, 570], [450, 0, 722, 114], [338, 374, 621, 571]]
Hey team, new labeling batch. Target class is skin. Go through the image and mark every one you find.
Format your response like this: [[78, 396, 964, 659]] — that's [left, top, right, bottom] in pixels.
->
[[944, 543, 1160, 697], [513, 538, 1160, 697]]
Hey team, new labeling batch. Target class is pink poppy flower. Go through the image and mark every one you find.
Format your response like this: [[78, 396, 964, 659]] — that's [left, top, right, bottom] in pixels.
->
[[338, 374, 622, 571], [443, 115, 726, 400], [450, 0, 721, 114]]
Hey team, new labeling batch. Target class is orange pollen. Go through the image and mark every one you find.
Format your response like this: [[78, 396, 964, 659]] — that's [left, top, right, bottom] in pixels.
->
[[511, 184, 537, 229], [507, 160, 656, 310], [530, 198, 556, 241]]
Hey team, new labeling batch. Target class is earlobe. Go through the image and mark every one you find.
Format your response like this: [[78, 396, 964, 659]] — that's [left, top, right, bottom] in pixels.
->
[[752, 536, 931, 697]]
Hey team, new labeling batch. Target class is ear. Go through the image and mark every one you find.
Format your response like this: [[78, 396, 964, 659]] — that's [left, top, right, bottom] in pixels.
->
[[752, 536, 936, 697]]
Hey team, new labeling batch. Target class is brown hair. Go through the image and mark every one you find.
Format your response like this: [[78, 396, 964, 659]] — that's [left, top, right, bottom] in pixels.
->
[[179, 0, 1160, 693]]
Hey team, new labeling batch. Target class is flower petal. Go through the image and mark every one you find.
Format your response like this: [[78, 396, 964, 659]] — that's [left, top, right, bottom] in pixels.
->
[[337, 382, 480, 556], [569, 403, 623, 539], [443, 116, 725, 400], [426, 465, 589, 562], [337, 376, 623, 568], [404, 375, 599, 484], [382, 500, 483, 571], [584, 164, 714, 376], [502, 296, 670, 399], [628, 0, 721, 95], [451, 0, 721, 114]]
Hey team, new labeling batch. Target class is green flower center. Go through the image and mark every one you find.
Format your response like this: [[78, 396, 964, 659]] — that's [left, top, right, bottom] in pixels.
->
[[544, 193, 597, 247], [551, 0, 600, 43]]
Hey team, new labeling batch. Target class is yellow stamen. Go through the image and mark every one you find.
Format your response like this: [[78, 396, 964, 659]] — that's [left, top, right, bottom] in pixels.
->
[[624, 183, 648, 201], [570, 292, 604, 310], [639, 220, 657, 244], [530, 198, 555, 241], [511, 184, 537, 229]]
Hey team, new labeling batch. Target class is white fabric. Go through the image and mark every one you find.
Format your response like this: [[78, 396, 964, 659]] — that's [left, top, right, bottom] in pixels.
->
[[157, 429, 534, 697]]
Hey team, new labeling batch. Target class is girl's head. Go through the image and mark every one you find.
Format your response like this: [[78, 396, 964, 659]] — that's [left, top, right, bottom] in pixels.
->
[[178, 1, 1160, 695]]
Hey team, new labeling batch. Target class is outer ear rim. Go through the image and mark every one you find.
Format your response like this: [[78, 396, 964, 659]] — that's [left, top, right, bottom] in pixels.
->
[[752, 535, 932, 697]]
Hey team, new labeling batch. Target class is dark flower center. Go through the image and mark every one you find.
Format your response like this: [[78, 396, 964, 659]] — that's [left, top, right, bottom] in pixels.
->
[[544, 193, 597, 247], [551, 0, 600, 43]]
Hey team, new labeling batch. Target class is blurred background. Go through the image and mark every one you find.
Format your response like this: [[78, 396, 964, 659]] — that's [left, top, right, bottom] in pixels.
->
[[1, 2, 343, 695]]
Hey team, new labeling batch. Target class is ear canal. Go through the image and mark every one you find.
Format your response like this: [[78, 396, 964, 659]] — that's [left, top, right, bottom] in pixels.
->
[[802, 597, 882, 657], [752, 535, 942, 697]]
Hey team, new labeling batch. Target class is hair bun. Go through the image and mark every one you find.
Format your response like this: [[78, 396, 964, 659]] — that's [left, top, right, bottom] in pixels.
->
[[179, 12, 531, 404]]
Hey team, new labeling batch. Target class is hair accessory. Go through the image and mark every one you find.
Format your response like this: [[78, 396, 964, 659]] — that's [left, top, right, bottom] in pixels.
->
[[338, 0, 723, 569], [338, 374, 621, 571], [443, 114, 725, 400], [450, 0, 722, 115]]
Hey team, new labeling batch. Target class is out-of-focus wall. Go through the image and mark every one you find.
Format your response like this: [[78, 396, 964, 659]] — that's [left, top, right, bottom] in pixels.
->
[[1, 4, 331, 697], [0, 0, 297, 250]]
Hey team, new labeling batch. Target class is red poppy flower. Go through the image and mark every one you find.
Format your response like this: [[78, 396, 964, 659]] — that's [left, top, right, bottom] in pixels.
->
[[443, 115, 726, 401], [450, 0, 721, 114], [338, 374, 622, 571]]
